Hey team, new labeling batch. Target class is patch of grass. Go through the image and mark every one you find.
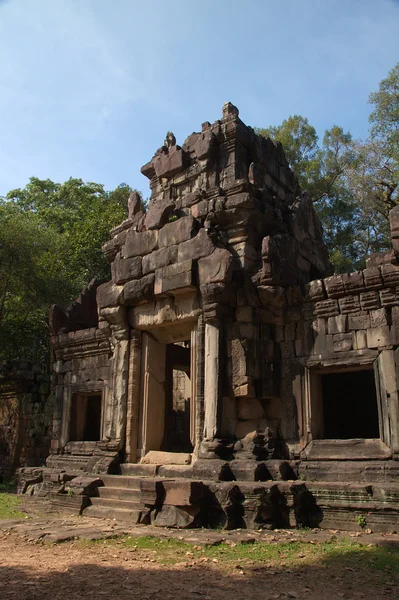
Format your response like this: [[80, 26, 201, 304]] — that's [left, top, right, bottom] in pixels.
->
[[80, 534, 399, 574], [0, 492, 27, 519]]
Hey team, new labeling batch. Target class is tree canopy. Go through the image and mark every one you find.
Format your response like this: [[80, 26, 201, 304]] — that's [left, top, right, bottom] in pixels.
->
[[0, 178, 136, 366]]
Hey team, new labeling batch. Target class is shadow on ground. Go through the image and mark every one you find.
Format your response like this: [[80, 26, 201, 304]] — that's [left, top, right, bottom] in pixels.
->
[[0, 538, 398, 600]]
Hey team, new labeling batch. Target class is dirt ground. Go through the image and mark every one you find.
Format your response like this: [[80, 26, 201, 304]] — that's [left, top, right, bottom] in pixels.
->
[[0, 528, 398, 600]]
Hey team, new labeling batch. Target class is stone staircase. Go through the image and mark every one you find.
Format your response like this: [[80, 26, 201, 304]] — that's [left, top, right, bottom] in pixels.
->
[[84, 464, 158, 524], [80, 459, 399, 532]]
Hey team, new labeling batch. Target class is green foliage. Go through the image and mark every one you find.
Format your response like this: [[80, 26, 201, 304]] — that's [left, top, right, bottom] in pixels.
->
[[0, 493, 27, 519], [0, 178, 138, 367], [355, 514, 368, 530]]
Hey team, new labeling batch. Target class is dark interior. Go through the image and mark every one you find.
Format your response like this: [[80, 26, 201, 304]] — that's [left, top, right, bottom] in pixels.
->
[[321, 370, 379, 439], [69, 393, 102, 442], [163, 342, 193, 453]]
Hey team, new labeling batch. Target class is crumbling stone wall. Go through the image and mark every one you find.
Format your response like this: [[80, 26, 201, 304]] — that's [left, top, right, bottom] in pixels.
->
[[0, 362, 52, 480]]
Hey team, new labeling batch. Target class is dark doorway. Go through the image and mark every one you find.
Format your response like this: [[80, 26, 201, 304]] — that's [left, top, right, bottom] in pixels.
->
[[69, 393, 102, 442], [321, 370, 379, 439], [162, 341, 193, 453]]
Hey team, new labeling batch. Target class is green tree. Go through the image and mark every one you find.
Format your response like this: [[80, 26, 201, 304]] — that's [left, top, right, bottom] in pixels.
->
[[1, 178, 139, 367]]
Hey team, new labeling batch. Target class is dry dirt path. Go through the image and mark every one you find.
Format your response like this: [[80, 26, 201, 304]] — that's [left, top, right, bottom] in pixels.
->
[[0, 525, 398, 600]]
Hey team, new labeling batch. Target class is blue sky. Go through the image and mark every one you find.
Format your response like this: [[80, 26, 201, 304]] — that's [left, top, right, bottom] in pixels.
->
[[0, 0, 398, 199]]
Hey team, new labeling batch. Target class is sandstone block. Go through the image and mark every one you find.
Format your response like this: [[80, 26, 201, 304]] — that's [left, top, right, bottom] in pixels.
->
[[380, 288, 398, 307], [353, 330, 367, 350], [360, 291, 380, 311], [158, 216, 196, 247], [314, 299, 339, 318], [154, 260, 194, 295], [198, 248, 233, 285], [338, 295, 361, 314], [366, 326, 391, 348], [363, 266, 382, 290], [123, 274, 155, 305], [153, 145, 184, 179], [122, 229, 158, 258], [381, 263, 399, 286], [235, 419, 268, 439], [348, 313, 370, 330], [370, 308, 388, 328], [237, 398, 265, 420], [153, 505, 200, 528], [304, 279, 325, 301], [191, 200, 208, 219], [324, 274, 345, 298], [112, 254, 142, 284], [177, 228, 214, 262], [313, 334, 334, 355], [258, 286, 286, 307], [142, 246, 177, 275], [333, 333, 353, 352], [328, 315, 348, 334], [96, 281, 124, 309], [342, 271, 364, 293], [144, 200, 175, 230]]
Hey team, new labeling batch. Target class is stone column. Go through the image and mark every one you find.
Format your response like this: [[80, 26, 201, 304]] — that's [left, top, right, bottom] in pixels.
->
[[203, 321, 221, 440], [125, 329, 142, 462], [101, 306, 130, 450]]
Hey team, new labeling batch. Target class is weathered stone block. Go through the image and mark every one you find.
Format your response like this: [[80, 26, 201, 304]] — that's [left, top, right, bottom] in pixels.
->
[[328, 315, 348, 334], [342, 271, 364, 294], [366, 327, 391, 348], [158, 216, 196, 248], [237, 398, 265, 420], [177, 228, 214, 262], [363, 266, 382, 290], [360, 291, 380, 311], [338, 295, 361, 314], [153, 145, 184, 179], [112, 254, 142, 284], [191, 200, 208, 219], [315, 299, 339, 318], [353, 330, 367, 350], [304, 279, 325, 301], [144, 200, 175, 230], [123, 274, 155, 305], [96, 281, 124, 309], [370, 308, 388, 328], [381, 263, 399, 286], [324, 274, 345, 298], [348, 313, 370, 330], [142, 246, 177, 275], [122, 229, 158, 258], [380, 288, 398, 307], [313, 334, 334, 355], [258, 286, 286, 307], [154, 260, 194, 295], [333, 333, 353, 352], [235, 419, 268, 439], [198, 248, 233, 285]]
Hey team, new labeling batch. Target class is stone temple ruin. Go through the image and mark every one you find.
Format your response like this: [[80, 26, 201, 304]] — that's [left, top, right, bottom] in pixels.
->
[[19, 103, 399, 532]]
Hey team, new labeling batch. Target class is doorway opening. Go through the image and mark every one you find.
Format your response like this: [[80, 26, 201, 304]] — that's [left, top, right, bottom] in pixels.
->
[[320, 370, 379, 439], [163, 341, 193, 453], [69, 393, 102, 442]]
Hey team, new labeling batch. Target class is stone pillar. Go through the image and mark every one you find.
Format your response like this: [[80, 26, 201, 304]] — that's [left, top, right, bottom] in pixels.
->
[[101, 306, 130, 450], [125, 330, 142, 462], [203, 321, 221, 440]]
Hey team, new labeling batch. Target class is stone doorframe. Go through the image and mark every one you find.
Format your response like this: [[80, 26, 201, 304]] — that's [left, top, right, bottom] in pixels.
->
[[125, 323, 200, 462], [297, 349, 399, 457], [59, 381, 106, 449]]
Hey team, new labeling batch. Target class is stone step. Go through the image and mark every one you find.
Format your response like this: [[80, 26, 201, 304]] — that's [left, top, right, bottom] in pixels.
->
[[84, 504, 142, 525], [120, 463, 159, 477], [98, 486, 141, 501], [90, 497, 142, 511], [100, 474, 142, 489]]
